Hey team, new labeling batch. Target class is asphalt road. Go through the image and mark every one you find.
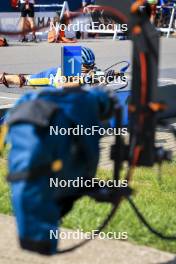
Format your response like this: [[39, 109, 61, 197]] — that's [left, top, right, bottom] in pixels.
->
[[1, 37, 176, 163], [0, 214, 176, 264]]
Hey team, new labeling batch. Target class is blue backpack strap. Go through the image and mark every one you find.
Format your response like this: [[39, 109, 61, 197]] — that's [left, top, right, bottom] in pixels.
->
[[7, 99, 59, 128]]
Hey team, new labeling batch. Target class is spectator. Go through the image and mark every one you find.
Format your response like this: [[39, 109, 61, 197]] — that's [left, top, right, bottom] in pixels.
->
[[18, 0, 36, 42], [158, 0, 175, 28], [0, 38, 8, 47], [147, 0, 158, 24], [48, 14, 77, 43], [58, 15, 77, 43]]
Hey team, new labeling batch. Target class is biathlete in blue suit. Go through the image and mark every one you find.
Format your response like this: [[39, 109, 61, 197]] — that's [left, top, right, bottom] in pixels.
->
[[0, 46, 129, 89]]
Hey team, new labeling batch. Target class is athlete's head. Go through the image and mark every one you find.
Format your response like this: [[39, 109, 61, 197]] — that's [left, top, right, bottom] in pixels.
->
[[81, 47, 95, 72]]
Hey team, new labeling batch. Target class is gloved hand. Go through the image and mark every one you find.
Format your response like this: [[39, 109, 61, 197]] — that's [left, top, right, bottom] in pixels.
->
[[105, 70, 115, 83]]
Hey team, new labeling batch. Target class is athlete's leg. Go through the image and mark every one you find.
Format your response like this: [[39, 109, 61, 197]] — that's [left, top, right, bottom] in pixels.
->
[[0, 68, 58, 88], [19, 3, 28, 41], [28, 17, 36, 40], [28, 4, 36, 40], [0, 73, 28, 87], [20, 18, 27, 41]]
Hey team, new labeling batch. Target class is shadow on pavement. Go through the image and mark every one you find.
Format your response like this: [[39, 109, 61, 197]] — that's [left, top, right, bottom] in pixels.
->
[[158, 256, 176, 264], [157, 85, 176, 120]]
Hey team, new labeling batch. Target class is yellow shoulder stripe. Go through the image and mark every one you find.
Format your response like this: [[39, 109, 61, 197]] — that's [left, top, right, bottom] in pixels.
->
[[28, 78, 50, 86]]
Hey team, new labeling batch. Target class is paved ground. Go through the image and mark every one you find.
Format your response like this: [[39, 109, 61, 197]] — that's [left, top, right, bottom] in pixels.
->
[[1, 38, 176, 159], [1, 38, 176, 263], [0, 214, 176, 264], [99, 121, 176, 169]]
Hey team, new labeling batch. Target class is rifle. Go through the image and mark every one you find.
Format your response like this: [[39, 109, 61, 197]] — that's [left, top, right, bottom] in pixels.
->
[[56, 1, 176, 254]]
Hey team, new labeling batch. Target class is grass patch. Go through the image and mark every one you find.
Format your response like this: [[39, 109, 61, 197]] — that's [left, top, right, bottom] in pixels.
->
[[63, 163, 176, 253], [0, 154, 11, 214], [1, 155, 176, 253]]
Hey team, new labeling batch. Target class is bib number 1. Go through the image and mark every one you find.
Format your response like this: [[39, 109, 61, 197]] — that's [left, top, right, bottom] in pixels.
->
[[68, 58, 75, 75], [61, 46, 82, 77]]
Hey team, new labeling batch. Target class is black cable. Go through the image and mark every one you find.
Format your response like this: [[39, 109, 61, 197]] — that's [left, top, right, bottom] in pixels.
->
[[112, 81, 129, 91], [127, 196, 176, 240], [57, 204, 118, 254], [104, 61, 130, 72]]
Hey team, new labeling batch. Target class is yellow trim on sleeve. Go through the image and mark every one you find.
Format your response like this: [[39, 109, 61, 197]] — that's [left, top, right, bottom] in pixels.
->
[[54, 68, 63, 88], [27, 78, 50, 86]]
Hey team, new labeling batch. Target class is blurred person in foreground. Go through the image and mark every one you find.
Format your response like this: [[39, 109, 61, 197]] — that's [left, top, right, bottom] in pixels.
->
[[18, 0, 36, 42]]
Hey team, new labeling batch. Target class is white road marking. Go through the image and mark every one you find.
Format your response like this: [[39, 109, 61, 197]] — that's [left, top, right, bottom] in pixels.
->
[[0, 77, 176, 110], [158, 78, 176, 85], [107, 77, 176, 88], [0, 96, 18, 100], [0, 104, 14, 109]]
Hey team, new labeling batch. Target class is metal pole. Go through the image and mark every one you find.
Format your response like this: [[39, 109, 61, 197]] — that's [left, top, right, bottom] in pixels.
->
[[167, 4, 176, 38], [60, 1, 66, 20], [113, 24, 118, 40]]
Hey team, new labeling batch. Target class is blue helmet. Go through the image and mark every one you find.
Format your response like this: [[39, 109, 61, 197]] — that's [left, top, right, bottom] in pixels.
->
[[82, 47, 95, 66]]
